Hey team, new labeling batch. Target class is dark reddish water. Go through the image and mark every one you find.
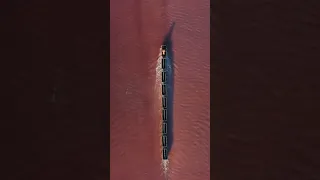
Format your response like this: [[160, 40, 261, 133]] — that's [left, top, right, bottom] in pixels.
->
[[213, 1, 320, 180], [110, 0, 210, 179], [3, 1, 108, 179]]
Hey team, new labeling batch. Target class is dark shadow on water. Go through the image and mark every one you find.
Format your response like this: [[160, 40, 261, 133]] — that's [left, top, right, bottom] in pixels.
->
[[162, 22, 175, 157]]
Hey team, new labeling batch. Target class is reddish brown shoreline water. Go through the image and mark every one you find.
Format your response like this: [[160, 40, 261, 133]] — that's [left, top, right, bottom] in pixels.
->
[[110, 0, 210, 179]]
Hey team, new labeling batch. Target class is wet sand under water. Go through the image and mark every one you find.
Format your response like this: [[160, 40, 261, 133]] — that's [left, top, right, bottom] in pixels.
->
[[110, 0, 210, 179]]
